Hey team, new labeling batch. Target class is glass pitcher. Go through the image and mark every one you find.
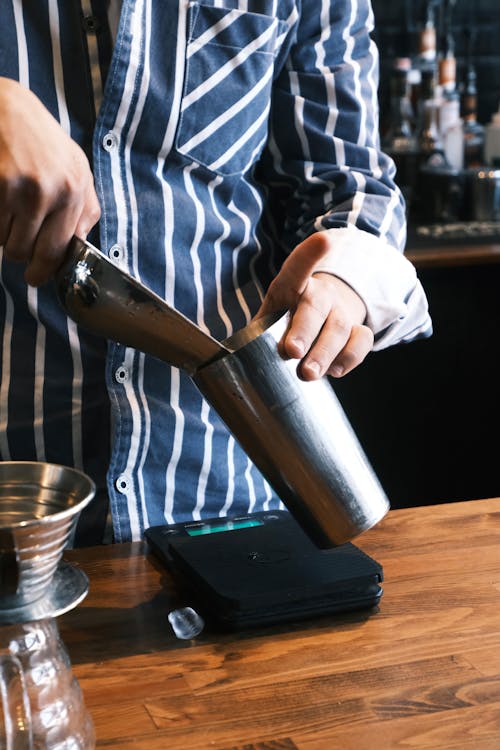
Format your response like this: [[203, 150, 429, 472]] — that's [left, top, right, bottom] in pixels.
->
[[0, 618, 94, 750]]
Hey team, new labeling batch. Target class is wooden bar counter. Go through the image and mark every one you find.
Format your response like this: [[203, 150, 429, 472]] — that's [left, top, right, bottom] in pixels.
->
[[405, 241, 500, 268], [61, 497, 500, 749]]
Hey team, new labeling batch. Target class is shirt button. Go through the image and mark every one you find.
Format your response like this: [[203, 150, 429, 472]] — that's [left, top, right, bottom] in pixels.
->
[[102, 131, 118, 151], [115, 474, 131, 494], [115, 365, 129, 384], [82, 15, 100, 33], [109, 244, 124, 262]]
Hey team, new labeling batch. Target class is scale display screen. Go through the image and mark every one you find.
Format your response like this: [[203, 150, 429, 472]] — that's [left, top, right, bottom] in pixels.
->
[[185, 518, 264, 536]]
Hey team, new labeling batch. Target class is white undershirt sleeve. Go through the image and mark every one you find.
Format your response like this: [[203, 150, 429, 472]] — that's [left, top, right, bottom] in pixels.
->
[[312, 225, 432, 350]]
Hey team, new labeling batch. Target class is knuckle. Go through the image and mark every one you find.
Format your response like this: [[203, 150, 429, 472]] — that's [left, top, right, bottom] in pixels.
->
[[3, 238, 32, 262], [300, 291, 329, 320], [0, 173, 9, 200], [59, 175, 82, 206], [87, 196, 100, 221], [309, 340, 331, 365], [361, 324, 375, 348], [331, 313, 350, 336], [88, 199, 101, 224], [342, 330, 373, 368], [15, 173, 45, 207]]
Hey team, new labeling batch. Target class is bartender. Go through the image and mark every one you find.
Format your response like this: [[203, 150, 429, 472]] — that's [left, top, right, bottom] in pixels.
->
[[0, 0, 431, 545]]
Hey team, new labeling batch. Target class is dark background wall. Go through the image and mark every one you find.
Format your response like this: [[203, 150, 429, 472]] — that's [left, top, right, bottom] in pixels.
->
[[334, 263, 500, 510], [331, 1, 500, 511], [371, 0, 500, 127]]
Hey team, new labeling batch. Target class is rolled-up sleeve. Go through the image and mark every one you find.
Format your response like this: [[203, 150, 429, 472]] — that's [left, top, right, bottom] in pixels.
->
[[260, 0, 432, 348]]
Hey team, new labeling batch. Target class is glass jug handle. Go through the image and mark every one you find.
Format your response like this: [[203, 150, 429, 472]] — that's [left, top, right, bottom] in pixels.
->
[[0, 654, 32, 750]]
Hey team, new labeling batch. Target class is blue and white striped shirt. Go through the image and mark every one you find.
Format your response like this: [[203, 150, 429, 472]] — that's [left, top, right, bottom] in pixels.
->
[[0, 0, 431, 542]]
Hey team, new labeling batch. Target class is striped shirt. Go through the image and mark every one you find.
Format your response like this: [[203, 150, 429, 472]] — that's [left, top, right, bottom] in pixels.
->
[[0, 0, 431, 542]]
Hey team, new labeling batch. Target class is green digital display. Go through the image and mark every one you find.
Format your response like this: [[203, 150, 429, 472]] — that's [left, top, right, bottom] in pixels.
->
[[186, 518, 264, 536]]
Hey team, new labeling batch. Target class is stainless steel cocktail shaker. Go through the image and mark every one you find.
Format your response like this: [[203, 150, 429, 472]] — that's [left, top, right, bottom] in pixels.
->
[[56, 237, 389, 548]]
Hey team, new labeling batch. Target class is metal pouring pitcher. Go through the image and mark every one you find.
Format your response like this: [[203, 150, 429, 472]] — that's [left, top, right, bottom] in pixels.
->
[[56, 237, 389, 548], [0, 462, 96, 749]]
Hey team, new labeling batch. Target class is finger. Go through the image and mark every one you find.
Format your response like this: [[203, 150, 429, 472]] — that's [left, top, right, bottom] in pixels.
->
[[0, 170, 13, 244], [0, 214, 13, 249], [256, 232, 334, 318], [0, 179, 14, 246], [24, 187, 100, 286], [295, 307, 352, 378], [3, 211, 46, 264], [280, 283, 334, 360], [325, 324, 374, 379], [74, 188, 101, 241], [1, 176, 50, 262]]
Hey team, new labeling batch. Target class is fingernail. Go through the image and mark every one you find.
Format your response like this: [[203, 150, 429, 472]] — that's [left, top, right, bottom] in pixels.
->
[[289, 337, 306, 357], [330, 365, 344, 378], [305, 360, 321, 376]]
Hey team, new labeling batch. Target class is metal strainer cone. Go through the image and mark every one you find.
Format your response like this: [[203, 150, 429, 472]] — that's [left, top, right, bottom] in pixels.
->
[[0, 462, 95, 609]]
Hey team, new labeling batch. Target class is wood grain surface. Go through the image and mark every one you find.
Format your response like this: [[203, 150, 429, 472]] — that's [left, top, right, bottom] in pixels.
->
[[61, 497, 500, 749]]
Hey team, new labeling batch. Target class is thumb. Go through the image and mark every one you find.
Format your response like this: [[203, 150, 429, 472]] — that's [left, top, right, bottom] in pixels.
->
[[256, 231, 334, 318]]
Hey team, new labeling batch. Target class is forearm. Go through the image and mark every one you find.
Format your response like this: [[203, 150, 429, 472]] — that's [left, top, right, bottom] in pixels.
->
[[259, 0, 430, 348]]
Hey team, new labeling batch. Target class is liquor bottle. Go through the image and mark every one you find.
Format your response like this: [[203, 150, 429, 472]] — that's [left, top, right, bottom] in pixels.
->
[[437, 0, 463, 169], [382, 61, 418, 204], [437, 0, 457, 99], [484, 103, 500, 167], [382, 61, 415, 155], [416, 68, 448, 170], [411, 67, 454, 225], [461, 65, 485, 168], [418, 0, 437, 69]]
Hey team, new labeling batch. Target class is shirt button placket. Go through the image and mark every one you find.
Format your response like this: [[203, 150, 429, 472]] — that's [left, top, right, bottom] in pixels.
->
[[82, 15, 100, 33], [109, 244, 125, 263], [102, 131, 118, 151], [115, 474, 131, 495], [114, 365, 129, 384]]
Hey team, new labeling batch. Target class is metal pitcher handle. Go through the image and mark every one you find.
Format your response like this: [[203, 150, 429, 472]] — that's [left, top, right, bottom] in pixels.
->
[[0, 654, 32, 750]]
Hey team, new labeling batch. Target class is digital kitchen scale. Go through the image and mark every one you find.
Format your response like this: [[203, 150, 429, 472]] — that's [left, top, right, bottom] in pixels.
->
[[145, 510, 383, 629]]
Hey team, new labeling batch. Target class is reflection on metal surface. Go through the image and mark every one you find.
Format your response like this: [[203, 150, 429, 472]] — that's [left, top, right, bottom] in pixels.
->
[[56, 236, 228, 374], [0, 563, 89, 626]]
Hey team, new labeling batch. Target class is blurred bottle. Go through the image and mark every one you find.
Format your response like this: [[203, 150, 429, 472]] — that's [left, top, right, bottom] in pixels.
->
[[382, 60, 419, 211], [418, 0, 437, 69], [414, 3, 439, 160], [437, 0, 457, 100], [437, 0, 463, 170], [413, 67, 461, 226], [484, 102, 500, 167], [461, 66, 485, 167], [383, 61, 416, 154], [416, 68, 448, 169]]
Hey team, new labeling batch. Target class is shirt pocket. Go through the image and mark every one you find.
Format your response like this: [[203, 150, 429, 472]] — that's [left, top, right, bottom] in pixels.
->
[[175, 2, 287, 176]]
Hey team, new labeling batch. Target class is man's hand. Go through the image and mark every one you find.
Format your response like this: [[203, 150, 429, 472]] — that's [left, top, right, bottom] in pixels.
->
[[0, 77, 100, 286], [255, 231, 374, 380]]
